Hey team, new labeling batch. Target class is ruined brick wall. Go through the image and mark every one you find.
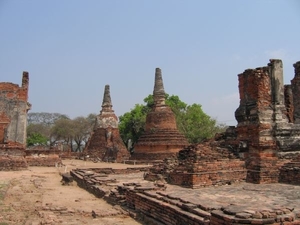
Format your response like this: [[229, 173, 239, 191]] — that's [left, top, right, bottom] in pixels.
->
[[276, 61, 300, 154], [292, 61, 300, 124], [284, 85, 294, 123], [279, 154, 300, 185], [0, 72, 30, 170], [0, 72, 30, 147], [235, 60, 300, 184], [25, 150, 62, 167], [0, 147, 27, 171], [235, 60, 283, 183], [145, 141, 246, 188], [235, 66, 275, 149]]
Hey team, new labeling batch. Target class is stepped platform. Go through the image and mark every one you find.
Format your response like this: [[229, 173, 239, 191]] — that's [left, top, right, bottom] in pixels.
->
[[145, 142, 247, 188], [70, 167, 300, 225]]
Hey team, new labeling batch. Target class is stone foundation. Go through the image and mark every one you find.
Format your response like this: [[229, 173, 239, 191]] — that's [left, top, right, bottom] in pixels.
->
[[145, 141, 247, 188], [0, 147, 28, 170], [279, 155, 300, 185], [71, 167, 300, 225], [25, 150, 62, 167]]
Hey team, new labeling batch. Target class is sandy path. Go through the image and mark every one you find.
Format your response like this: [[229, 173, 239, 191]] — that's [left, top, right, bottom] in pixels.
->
[[0, 160, 143, 225]]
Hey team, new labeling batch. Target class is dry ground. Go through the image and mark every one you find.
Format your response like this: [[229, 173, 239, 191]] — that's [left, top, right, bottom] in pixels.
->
[[0, 160, 144, 225]]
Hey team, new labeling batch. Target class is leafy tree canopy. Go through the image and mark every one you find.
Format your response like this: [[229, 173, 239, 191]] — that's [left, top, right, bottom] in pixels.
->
[[27, 133, 48, 147], [119, 94, 226, 148], [26, 112, 97, 151]]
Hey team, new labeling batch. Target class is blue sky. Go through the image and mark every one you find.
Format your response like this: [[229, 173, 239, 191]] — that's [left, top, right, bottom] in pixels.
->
[[1, 0, 299, 125]]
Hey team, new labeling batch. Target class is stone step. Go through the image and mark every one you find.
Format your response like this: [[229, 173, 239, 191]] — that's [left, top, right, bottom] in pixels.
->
[[132, 191, 209, 225], [142, 190, 211, 219]]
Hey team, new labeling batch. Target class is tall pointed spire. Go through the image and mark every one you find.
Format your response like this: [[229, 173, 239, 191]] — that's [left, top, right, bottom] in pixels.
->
[[84, 84, 130, 162], [153, 68, 166, 106], [131, 67, 188, 161], [101, 85, 113, 113]]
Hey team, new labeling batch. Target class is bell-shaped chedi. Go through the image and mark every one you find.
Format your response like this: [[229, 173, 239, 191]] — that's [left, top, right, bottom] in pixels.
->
[[84, 85, 130, 162], [131, 68, 189, 160]]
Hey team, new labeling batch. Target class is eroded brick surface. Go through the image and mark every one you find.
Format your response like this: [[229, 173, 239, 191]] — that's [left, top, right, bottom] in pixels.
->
[[131, 68, 188, 160], [71, 167, 300, 225], [145, 129, 246, 188], [235, 59, 300, 184], [84, 85, 130, 162], [0, 72, 30, 170]]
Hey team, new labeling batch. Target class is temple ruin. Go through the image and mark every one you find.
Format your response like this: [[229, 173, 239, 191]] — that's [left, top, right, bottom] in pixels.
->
[[130, 68, 189, 161], [3, 62, 300, 224], [84, 85, 130, 162], [235, 59, 300, 184], [0, 71, 30, 170], [144, 60, 300, 188]]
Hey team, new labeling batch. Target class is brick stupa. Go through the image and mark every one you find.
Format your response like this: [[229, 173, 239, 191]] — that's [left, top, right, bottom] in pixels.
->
[[131, 68, 188, 160], [84, 85, 130, 162]]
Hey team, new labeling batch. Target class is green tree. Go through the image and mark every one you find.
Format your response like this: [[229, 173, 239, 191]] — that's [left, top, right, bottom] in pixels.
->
[[119, 94, 226, 146], [179, 103, 222, 143], [27, 112, 69, 147], [27, 133, 48, 146], [50, 114, 96, 152], [72, 116, 94, 152], [27, 123, 51, 140], [27, 112, 96, 150], [119, 104, 148, 151], [51, 117, 75, 151]]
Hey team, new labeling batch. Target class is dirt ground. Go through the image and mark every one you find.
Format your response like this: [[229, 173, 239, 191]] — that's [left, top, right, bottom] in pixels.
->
[[0, 160, 144, 225]]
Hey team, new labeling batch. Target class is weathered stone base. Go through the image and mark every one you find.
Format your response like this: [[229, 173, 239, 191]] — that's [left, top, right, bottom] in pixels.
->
[[210, 208, 299, 225], [126, 190, 210, 225], [25, 150, 62, 167], [168, 170, 246, 188], [71, 167, 300, 225], [246, 158, 279, 184], [0, 148, 28, 170], [84, 128, 130, 163], [279, 155, 300, 185], [130, 152, 177, 161]]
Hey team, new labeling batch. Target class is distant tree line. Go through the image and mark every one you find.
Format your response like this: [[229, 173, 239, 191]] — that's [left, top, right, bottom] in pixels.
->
[[27, 112, 96, 151], [27, 94, 226, 152]]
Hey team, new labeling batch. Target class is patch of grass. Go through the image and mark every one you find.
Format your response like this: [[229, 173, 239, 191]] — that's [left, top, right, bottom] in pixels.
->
[[0, 223, 9, 225]]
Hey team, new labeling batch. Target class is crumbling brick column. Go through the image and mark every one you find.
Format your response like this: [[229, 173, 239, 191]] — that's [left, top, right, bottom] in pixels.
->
[[284, 85, 294, 123], [291, 61, 300, 124], [0, 71, 30, 170], [235, 61, 280, 183], [269, 60, 289, 124]]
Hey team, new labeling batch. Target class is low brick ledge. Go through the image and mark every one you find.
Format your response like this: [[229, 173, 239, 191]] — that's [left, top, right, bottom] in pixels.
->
[[211, 207, 300, 225], [70, 168, 300, 225]]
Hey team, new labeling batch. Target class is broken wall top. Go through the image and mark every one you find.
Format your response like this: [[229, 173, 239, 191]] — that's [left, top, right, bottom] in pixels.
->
[[0, 71, 30, 147]]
